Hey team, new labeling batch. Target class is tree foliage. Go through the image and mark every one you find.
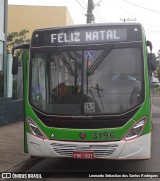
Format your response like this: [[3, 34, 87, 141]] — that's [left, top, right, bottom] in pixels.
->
[[7, 29, 30, 66], [7, 29, 30, 54], [157, 66, 160, 80], [157, 50, 160, 80]]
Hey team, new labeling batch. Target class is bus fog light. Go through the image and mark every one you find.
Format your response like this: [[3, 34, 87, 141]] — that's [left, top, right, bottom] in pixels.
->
[[123, 117, 147, 141], [26, 117, 46, 139]]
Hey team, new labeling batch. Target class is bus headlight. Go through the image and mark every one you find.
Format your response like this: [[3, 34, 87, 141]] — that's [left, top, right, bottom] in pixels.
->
[[26, 117, 46, 139], [123, 117, 147, 141]]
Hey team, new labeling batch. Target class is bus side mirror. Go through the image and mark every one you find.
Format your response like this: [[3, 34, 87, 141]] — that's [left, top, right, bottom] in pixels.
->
[[11, 43, 30, 75], [146, 40, 152, 52], [147, 53, 157, 73], [12, 56, 18, 75]]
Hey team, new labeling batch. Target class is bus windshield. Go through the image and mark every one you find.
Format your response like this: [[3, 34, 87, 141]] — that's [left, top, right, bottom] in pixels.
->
[[30, 46, 143, 115]]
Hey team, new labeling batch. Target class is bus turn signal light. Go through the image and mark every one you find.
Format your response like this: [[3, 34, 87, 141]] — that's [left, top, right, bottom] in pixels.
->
[[123, 117, 148, 141], [26, 117, 46, 139]]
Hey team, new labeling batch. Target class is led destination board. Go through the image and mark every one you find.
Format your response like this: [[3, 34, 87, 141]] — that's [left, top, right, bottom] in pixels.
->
[[50, 29, 126, 44], [32, 25, 142, 46]]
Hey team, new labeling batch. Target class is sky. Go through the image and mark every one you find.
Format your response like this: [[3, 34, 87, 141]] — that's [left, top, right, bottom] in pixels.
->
[[8, 0, 160, 54]]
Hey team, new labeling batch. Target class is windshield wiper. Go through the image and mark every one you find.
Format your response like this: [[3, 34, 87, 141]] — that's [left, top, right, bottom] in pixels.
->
[[56, 47, 77, 77], [90, 83, 104, 112], [86, 44, 113, 76], [96, 83, 104, 112], [86, 44, 112, 94]]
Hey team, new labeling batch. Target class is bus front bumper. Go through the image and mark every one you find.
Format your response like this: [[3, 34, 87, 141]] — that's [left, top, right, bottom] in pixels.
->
[[27, 132, 151, 160]]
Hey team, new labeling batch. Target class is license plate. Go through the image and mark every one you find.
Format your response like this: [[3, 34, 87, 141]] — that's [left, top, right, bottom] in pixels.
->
[[72, 151, 94, 159]]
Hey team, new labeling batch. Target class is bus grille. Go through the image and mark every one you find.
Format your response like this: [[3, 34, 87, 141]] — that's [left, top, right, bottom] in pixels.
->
[[51, 143, 118, 158]]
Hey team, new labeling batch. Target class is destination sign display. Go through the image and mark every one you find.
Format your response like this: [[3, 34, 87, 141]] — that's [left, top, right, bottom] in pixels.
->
[[50, 29, 126, 44], [32, 25, 142, 47]]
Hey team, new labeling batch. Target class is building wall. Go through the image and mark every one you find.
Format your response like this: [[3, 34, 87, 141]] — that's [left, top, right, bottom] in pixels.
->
[[66, 7, 74, 25], [0, 0, 17, 126], [0, 0, 7, 98], [0, 0, 5, 97], [8, 5, 74, 39]]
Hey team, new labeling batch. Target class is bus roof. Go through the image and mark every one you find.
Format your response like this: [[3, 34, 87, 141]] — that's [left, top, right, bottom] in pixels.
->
[[33, 22, 143, 32]]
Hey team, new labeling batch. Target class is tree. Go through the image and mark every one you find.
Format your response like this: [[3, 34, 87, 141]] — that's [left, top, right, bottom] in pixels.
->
[[157, 66, 160, 80], [7, 29, 30, 66], [7, 29, 30, 53], [157, 50, 160, 80]]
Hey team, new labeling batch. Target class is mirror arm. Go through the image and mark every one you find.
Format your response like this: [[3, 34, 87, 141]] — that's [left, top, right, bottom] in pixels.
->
[[12, 44, 29, 56], [146, 40, 152, 53]]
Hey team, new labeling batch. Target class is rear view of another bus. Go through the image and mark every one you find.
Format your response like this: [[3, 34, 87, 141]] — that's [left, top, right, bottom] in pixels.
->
[[12, 23, 157, 160]]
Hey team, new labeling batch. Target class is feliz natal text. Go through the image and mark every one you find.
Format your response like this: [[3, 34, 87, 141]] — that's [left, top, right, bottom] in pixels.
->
[[51, 29, 121, 43]]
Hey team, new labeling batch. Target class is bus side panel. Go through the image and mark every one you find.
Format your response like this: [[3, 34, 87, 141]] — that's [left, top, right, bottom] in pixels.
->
[[22, 51, 29, 153], [132, 35, 151, 136], [141, 37, 152, 135]]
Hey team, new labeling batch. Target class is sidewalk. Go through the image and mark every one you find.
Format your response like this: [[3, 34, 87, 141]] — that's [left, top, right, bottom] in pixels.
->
[[0, 121, 30, 172]]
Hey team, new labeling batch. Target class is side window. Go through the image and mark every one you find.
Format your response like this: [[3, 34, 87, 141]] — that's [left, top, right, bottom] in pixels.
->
[[32, 58, 46, 104]]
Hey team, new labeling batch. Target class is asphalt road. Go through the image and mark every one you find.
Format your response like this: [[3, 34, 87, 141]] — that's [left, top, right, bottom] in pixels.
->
[[16, 95, 160, 180]]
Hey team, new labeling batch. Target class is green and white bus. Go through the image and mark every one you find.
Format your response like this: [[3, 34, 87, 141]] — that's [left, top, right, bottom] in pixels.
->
[[12, 23, 156, 160]]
